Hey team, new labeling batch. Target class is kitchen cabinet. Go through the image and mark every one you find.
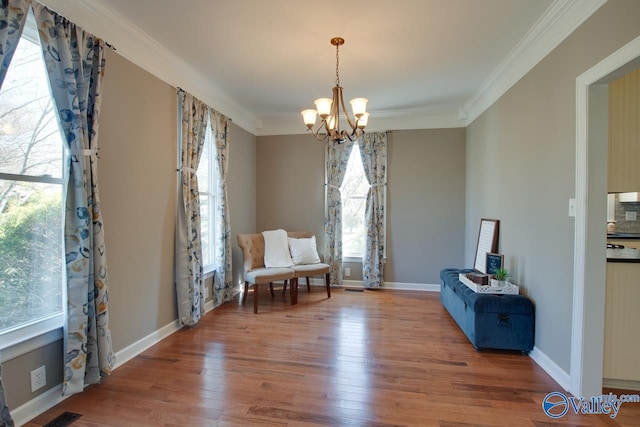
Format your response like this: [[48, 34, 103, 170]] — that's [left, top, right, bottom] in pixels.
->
[[608, 67, 640, 193], [604, 263, 640, 381]]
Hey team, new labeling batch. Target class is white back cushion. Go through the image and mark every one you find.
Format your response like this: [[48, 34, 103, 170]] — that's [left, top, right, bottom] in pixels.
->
[[288, 236, 321, 265], [262, 229, 294, 268]]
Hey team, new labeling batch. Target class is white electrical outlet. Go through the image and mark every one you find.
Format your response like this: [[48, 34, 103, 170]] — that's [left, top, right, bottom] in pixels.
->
[[344, 267, 351, 277], [30, 365, 46, 392]]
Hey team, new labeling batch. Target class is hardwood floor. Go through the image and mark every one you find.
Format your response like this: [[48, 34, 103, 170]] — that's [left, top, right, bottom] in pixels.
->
[[27, 288, 640, 426]]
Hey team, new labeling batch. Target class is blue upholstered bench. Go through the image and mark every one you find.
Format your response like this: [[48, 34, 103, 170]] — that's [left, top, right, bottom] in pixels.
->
[[440, 268, 534, 354]]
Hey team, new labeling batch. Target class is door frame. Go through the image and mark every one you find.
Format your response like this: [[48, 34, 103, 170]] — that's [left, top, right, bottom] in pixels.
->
[[572, 35, 640, 397]]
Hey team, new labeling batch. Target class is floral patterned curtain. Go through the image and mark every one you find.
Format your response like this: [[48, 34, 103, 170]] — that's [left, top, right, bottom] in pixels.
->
[[324, 139, 355, 285], [0, 365, 12, 427], [0, 0, 29, 421], [358, 132, 387, 288], [32, 2, 114, 395], [210, 110, 233, 305], [176, 90, 207, 326], [0, 0, 28, 83]]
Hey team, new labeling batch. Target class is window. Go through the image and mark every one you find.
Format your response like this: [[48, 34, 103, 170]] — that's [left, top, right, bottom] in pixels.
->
[[0, 16, 65, 347], [197, 118, 218, 273], [340, 144, 369, 258]]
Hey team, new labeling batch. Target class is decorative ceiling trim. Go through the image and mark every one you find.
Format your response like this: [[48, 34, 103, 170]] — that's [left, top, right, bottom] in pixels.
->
[[460, 0, 607, 126], [255, 109, 465, 136], [37, 0, 259, 135], [38, 0, 606, 135]]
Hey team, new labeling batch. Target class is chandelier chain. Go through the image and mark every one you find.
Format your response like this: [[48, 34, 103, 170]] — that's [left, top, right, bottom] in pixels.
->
[[335, 43, 340, 86]]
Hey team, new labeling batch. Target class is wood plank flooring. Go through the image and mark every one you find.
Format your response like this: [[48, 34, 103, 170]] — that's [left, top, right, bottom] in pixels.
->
[[26, 288, 640, 426]]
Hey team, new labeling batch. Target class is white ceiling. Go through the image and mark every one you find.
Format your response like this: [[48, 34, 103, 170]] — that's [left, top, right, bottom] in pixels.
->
[[39, 0, 605, 135]]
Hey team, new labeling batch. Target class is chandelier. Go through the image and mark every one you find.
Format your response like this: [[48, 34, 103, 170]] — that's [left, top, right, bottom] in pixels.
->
[[301, 37, 369, 143]]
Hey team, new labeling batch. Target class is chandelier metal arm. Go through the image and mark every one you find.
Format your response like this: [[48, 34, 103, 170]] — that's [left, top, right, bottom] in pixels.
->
[[302, 36, 368, 143]]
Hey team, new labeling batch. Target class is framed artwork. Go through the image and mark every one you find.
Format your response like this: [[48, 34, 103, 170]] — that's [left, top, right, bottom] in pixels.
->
[[474, 219, 500, 273], [485, 252, 504, 276]]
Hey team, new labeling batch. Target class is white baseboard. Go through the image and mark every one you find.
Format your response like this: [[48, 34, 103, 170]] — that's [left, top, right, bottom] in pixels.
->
[[11, 384, 67, 427], [384, 282, 440, 292], [12, 318, 184, 426], [529, 346, 571, 392], [309, 278, 440, 292], [603, 378, 640, 391], [113, 319, 183, 370]]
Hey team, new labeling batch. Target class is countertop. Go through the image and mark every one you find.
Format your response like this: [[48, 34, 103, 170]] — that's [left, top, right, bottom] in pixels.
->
[[607, 233, 640, 239], [607, 247, 640, 263]]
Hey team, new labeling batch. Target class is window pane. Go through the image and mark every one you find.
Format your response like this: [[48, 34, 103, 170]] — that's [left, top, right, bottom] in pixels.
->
[[197, 122, 211, 194], [341, 145, 369, 198], [341, 145, 369, 257], [0, 181, 63, 332], [0, 19, 64, 338], [199, 195, 211, 266], [342, 197, 366, 256], [0, 36, 62, 179]]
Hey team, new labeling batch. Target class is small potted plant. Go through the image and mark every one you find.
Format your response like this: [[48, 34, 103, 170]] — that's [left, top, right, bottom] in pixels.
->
[[491, 268, 510, 287]]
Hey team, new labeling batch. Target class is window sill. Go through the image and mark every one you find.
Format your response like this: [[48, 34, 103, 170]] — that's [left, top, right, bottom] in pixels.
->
[[203, 266, 216, 279], [0, 313, 64, 362]]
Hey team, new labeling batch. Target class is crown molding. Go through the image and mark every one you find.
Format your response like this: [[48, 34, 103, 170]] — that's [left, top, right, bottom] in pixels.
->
[[36, 0, 606, 135], [37, 0, 259, 135], [460, 0, 607, 126], [255, 109, 465, 136]]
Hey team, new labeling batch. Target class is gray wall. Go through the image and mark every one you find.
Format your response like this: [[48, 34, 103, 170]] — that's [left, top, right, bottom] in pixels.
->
[[465, 0, 640, 373], [227, 123, 257, 290], [3, 49, 257, 408], [256, 129, 466, 284]]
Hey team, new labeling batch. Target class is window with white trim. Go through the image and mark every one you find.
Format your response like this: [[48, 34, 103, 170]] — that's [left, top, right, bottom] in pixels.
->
[[340, 144, 369, 258], [197, 118, 218, 273], [0, 15, 65, 347]]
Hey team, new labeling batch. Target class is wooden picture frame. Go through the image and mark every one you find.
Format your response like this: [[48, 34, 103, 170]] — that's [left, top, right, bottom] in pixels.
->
[[474, 219, 500, 273], [485, 252, 504, 276]]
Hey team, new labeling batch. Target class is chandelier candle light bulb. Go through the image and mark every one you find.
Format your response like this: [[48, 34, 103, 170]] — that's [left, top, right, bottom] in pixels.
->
[[301, 37, 369, 143]]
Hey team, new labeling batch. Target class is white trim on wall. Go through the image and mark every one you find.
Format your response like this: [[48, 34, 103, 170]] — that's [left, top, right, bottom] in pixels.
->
[[573, 35, 640, 398], [38, 0, 605, 136], [310, 278, 440, 292], [529, 346, 571, 392], [37, 0, 258, 135], [462, 0, 607, 126]]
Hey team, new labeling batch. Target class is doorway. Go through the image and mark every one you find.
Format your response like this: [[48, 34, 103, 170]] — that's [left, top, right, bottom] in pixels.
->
[[572, 36, 640, 398]]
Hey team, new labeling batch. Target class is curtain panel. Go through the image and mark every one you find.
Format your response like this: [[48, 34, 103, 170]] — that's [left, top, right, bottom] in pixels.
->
[[176, 91, 208, 326], [0, 1, 29, 422], [358, 132, 387, 289], [33, 2, 114, 396], [210, 110, 233, 306], [0, 0, 29, 84], [324, 139, 354, 285]]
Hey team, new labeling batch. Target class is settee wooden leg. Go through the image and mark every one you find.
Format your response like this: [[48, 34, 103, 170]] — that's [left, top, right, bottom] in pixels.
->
[[282, 280, 287, 296], [242, 282, 249, 304], [290, 278, 298, 305], [306, 277, 311, 292], [325, 273, 331, 298], [254, 283, 259, 314], [269, 282, 275, 297]]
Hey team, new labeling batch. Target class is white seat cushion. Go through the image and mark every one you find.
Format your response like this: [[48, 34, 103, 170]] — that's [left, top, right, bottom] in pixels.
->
[[291, 263, 330, 277], [245, 267, 295, 284]]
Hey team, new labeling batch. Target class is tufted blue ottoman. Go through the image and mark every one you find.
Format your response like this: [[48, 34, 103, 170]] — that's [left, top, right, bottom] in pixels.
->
[[440, 268, 535, 353]]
